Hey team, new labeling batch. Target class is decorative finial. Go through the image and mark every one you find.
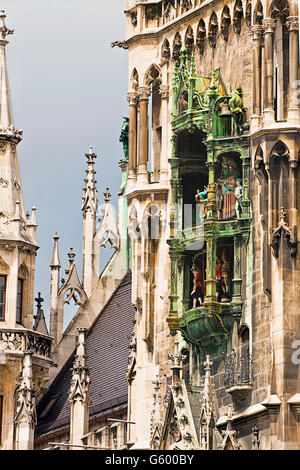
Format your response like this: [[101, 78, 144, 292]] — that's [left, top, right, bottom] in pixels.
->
[[204, 355, 213, 372], [68, 248, 75, 264], [50, 232, 61, 268], [152, 375, 162, 393], [0, 11, 14, 42], [85, 146, 97, 164], [104, 187, 111, 202], [35, 292, 44, 311]]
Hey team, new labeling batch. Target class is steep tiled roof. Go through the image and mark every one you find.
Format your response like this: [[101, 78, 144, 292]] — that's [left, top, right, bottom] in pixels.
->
[[35, 272, 134, 439]]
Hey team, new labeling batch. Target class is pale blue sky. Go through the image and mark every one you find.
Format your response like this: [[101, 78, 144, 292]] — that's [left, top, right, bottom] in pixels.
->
[[1, 0, 128, 325]]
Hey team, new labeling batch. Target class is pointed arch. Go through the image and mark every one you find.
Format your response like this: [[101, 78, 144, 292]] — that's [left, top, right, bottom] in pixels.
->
[[0, 256, 9, 275], [254, 144, 264, 168], [130, 68, 139, 91], [208, 12, 218, 48], [221, 6, 231, 41], [245, 0, 252, 26], [269, 0, 289, 19], [144, 64, 162, 87], [141, 202, 162, 241], [253, 0, 263, 24], [18, 263, 28, 279], [172, 32, 182, 61], [233, 0, 244, 34], [184, 25, 194, 55], [196, 19, 206, 54], [270, 140, 290, 162], [269, 141, 291, 232], [128, 203, 141, 241], [161, 38, 171, 61]]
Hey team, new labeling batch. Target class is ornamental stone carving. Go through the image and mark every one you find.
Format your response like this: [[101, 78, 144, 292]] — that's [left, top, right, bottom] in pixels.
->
[[251, 25, 263, 41], [131, 11, 137, 27], [0, 125, 23, 140], [286, 16, 299, 31], [138, 86, 151, 101], [263, 18, 276, 34], [127, 92, 138, 106], [0, 329, 52, 358], [14, 353, 37, 426], [160, 85, 169, 100]]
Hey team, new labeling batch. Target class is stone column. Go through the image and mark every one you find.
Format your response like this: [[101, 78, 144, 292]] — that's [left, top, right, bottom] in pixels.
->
[[137, 86, 151, 184], [159, 84, 170, 185], [262, 18, 276, 125], [204, 234, 217, 304], [286, 16, 300, 124], [14, 352, 36, 450], [127, 92, 138, 188], [251, 25, 263, 129], [69, 328, 90, 449]]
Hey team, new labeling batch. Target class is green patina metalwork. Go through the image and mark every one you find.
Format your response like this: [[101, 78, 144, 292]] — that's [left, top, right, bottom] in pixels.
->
[[167, 45, 251, 357]]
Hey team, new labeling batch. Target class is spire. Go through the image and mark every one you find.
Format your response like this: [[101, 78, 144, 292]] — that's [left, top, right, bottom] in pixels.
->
[[203, 355, 213, 411], [50, 233, 61, 268], [81, 146, 98, 216], [0, 10, 14, 131], [95, 187, 119, 250], [81, 146, 99, 295], [0, 11, 29, 243], [34, 292, 49, 335]]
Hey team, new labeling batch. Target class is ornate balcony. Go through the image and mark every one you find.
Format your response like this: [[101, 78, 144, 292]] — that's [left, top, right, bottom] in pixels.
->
[[179, 303, 235, 357], [0, 328, 52, 363], [224, 350, 252, 400]]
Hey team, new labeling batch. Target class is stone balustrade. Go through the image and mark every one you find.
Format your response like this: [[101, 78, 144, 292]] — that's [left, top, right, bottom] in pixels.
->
[[0, 327, 52, 360]]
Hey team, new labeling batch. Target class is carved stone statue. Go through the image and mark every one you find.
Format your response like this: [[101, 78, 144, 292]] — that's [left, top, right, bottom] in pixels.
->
[[119, 117, 129, 161], [191, 263, 205, 308], [235, 178, 243, 218]]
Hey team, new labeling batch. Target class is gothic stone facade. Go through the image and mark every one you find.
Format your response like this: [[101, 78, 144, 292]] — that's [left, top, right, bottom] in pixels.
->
[[123, 0, 300, 450]]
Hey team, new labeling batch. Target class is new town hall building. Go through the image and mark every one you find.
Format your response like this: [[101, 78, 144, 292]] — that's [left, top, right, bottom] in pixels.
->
[[0, 0, 300, 450]]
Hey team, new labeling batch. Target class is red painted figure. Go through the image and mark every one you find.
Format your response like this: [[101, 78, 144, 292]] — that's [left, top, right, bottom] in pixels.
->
[[191, 264, 205, 308]]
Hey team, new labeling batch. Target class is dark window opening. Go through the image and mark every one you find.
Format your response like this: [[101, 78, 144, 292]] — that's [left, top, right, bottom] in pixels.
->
[[0, 396, 3, 445], [16, 278, 23, 325], [0, 276, 6, 321]]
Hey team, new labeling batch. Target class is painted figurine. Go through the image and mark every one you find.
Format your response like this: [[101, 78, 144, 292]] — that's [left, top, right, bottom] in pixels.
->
[[215, 183, 223, 220], [235, 178, 243, 218], [221, 248, 230, 300], [229, 86, 244, 135], [195, 186, 208, 219], [218, 156, 237, 219], [191, 264, 205, 308], [216, 257, 223, 302]]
